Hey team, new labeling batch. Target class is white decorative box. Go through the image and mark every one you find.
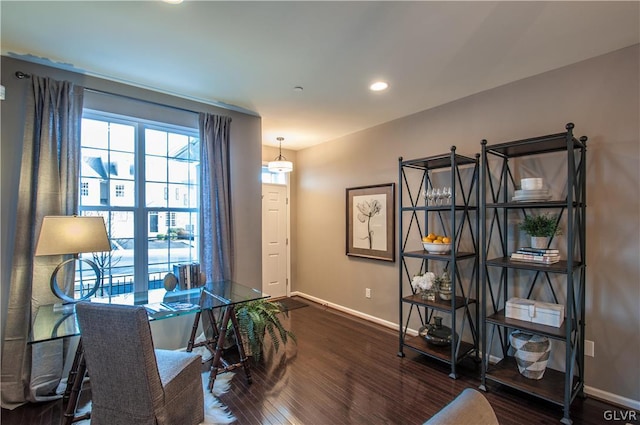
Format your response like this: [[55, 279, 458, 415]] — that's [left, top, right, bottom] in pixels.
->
[[506, 298, 535, 321], [505, 297, 565, 328]]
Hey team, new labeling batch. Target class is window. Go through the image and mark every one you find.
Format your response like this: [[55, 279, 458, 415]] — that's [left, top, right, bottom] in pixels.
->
[[115, 184, 125, 197], [80, 112, 200, 298], [165, 212, 176, 227], [149, 212, 159, 233], [261, 165, 287, 184]]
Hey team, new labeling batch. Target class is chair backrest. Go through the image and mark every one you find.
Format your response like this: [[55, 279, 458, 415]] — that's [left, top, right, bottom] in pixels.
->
[[75, 302, 165, 423], [423, 388, 499, 425]]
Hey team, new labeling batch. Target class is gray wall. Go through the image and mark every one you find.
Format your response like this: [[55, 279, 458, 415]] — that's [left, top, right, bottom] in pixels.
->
[[293, 45, 639, 404], [1, 56, 263, 346]]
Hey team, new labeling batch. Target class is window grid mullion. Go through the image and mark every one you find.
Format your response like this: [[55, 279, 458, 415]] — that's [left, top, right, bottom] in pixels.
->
[[134, 123, 148, 293]]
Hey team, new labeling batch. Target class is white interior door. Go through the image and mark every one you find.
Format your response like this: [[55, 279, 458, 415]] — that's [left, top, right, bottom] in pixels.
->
[[262, 184, 288, 298]]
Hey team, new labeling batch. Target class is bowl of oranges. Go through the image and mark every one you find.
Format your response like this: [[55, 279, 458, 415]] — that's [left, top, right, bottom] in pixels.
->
[[422, 233, 452, 254]]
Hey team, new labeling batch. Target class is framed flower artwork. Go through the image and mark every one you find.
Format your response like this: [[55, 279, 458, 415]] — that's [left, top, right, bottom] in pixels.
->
[[346, 183, 395, 262]]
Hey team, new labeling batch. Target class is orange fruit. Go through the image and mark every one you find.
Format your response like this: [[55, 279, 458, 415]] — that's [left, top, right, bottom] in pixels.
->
[[442, 237, 451, 244], [432, 239, 443, 244]]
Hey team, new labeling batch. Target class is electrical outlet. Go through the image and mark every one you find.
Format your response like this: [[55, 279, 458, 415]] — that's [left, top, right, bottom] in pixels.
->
[[585, 340, 595, 357], [365, 288, 371, 298]]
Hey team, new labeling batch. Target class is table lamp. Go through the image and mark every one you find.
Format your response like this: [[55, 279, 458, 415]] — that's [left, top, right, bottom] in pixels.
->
[[35, 215, 111, 303]]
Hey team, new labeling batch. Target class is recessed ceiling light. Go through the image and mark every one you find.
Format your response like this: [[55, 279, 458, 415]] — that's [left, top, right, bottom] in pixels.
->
[[163, 0, 183, 4], [369, 81, 389, 92]]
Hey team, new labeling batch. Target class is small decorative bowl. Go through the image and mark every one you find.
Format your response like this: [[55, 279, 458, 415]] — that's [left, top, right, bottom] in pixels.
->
[[422, 242, 451, 254]]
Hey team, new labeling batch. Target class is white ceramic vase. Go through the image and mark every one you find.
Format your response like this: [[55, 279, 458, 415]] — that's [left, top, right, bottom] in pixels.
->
[[530, 236, 549, 249]]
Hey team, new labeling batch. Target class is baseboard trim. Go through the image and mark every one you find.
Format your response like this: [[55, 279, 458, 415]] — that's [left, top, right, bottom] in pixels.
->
[[584, 385, 640, 411], [290, 291, 640, 411], [290, 291, 400, 332]]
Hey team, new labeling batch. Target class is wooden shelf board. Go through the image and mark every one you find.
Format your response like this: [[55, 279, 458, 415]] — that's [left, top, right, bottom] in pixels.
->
[[403, 335, 475, 363], [484, 132, 582, 158], [486, 310, 570, 340], [486, 200, 576, 209], [485, 257, 583, 273], [401, 154, 477, 171], [401, 205, 476, 212], [402, 250, 476, 260], [403, 294, 476, 311], [486, 357, 578, 406]]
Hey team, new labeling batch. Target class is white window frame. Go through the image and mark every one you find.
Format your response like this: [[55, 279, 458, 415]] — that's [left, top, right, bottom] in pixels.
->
[[80, 110, 200, 296]]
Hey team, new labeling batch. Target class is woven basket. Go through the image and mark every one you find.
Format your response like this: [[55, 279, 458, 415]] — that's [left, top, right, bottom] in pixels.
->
[[509, 331, 551, 380]]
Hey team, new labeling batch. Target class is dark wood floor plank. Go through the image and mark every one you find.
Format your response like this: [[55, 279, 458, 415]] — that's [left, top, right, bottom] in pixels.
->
[[2, 298, 636, 425]]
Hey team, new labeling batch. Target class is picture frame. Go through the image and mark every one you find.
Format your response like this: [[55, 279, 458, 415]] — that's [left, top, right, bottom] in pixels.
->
[[346, 183, 395, 262]]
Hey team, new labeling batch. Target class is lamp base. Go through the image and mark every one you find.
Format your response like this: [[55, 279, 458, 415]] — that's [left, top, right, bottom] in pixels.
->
[[53, 302, 76, 313], [50, 257, 102, 303]]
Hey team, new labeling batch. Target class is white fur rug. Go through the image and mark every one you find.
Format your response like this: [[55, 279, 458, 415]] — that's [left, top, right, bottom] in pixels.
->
[[64, 371, 235, 424], [201, 372, 236, 424]]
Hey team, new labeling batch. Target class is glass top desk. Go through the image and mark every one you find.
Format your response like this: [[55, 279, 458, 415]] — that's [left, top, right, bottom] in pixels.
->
[[29, 280, 268, 425], [31, 280, 267, 343]]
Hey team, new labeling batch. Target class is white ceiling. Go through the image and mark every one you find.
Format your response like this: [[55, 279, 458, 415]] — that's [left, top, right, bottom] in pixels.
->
[[2, 1, 639, 150]]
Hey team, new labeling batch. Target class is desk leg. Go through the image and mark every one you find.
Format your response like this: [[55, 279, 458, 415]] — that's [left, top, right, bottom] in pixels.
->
[[186, 310, 202, 352], [62, 339, 83, 404], [187, 309, 220, 358], [62, 343, 91, 425], [228, 305, 252, 385], [206, 308, 219, 341], [206, 304, 253, 392], [207, 306, 232, 392]]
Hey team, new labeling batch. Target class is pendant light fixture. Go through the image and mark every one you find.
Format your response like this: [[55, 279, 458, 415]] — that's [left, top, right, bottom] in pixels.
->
[[268, 137, 293, 173]]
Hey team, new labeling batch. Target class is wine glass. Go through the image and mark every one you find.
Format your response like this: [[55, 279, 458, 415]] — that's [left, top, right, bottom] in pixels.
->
[[443, 187, 452, 205], [434, 188, 442, 206], [426, 188, 435, 206]]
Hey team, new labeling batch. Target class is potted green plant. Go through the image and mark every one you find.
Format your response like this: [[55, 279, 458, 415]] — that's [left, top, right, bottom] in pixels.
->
[[230, 299, 296, 361], [518, 213, 562, 248]]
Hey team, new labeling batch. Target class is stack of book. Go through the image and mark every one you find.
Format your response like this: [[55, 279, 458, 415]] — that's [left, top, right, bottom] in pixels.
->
[[172, 263, 202, 290], [510, 247, 560, 264]]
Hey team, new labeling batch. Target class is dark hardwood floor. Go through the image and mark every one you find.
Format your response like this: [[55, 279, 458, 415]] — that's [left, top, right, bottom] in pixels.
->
[[2, 298, 636, 424]]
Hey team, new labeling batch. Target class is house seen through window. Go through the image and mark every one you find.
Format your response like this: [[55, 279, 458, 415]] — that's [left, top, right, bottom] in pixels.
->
[[79, 112, 200, 298]]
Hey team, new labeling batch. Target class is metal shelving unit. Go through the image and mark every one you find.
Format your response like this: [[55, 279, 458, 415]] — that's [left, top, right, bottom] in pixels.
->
[[479, 123, 587, 424], [397, 146, 479, 379]]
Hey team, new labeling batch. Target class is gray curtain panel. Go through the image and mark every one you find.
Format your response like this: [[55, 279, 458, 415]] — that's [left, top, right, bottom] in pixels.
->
[[0, 76, 83, 408], [199, 113, 233, 282]]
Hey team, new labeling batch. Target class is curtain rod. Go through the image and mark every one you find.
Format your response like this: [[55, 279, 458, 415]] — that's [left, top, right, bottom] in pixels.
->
[[15, 70, 208, 117]]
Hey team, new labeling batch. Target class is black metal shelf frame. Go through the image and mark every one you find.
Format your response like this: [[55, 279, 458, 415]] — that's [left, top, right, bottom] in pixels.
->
[[479, 123, 588, 425], [397, 146, 480, 379]]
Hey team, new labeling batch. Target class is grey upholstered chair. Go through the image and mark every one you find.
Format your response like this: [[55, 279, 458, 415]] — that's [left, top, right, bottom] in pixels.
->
[[423, 388, 499, 425], [75, 302, 204, 425]]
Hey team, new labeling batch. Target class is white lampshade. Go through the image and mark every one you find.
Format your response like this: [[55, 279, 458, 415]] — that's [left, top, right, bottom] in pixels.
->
[[35, 216, 111, 256], [268, 160, 293, 173], [268, 136, 293, 173]]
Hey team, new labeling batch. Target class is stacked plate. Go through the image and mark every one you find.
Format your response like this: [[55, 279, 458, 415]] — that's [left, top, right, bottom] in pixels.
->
[[512, 188, 551, 202], [512, 177, 551, 202]]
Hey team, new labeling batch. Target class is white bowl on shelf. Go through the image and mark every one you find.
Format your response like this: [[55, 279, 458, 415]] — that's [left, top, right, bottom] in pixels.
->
[[521, 178, 543, 190], [422, 242, 451, 254]]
